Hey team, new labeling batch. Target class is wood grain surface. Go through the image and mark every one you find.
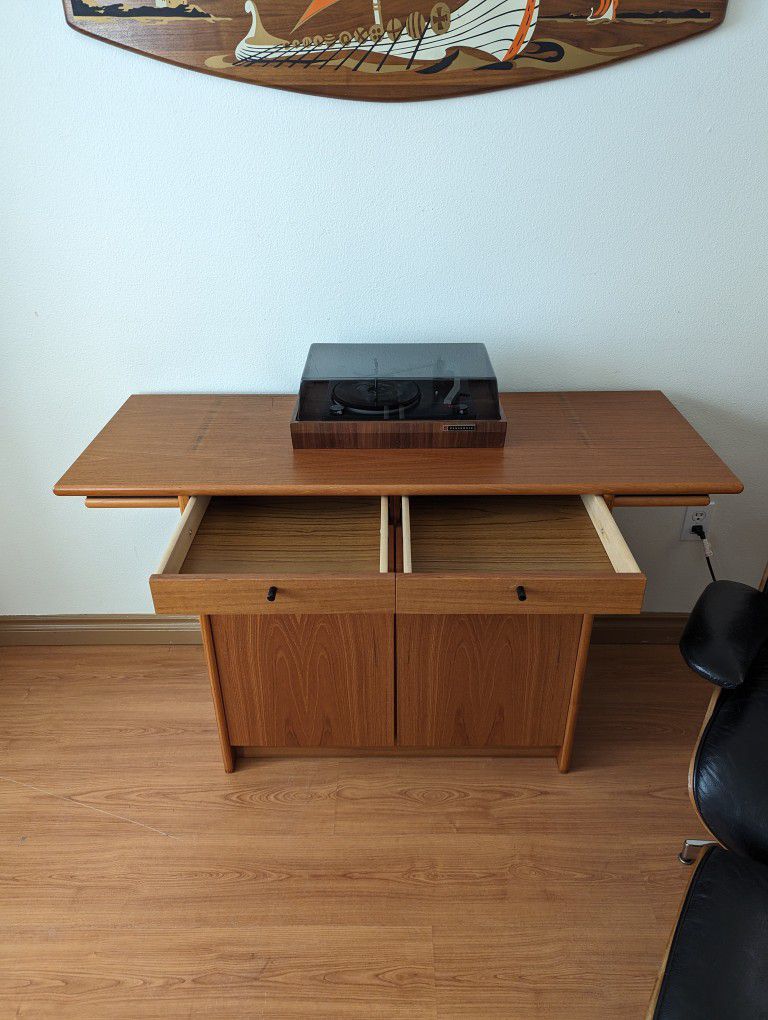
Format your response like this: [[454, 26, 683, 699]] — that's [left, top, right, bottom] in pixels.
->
[[611, 494, 710, 508], [180, 496, 382, 573], [290, 415, 507, 448], [199, 613, 235, 771], [61, 0, 729, 103], [236, 743, 558, 756], [407, 495, 613, 572], [396, 613, 582, 747], [84, 497, 181, 508], [151, 494, 393, 614], [210, 612, 394, 746], [557, 613, 594, 772], [395, 573, 645, 614], [151, 571, 396, 614], [53, 392, 742, 498], [0, 642, 711, 1017]]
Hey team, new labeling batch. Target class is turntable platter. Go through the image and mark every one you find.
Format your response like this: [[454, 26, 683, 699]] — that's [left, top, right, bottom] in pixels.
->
[[331, 379, 421, 417]]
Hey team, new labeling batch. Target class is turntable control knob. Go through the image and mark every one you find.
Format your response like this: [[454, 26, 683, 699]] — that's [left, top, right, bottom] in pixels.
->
[[457, 403, 469, 416], [330, 402, 344, 416]]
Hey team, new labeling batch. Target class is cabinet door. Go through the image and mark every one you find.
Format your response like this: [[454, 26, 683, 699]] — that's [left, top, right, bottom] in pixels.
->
[[394, 495, 642, 751], [396, 613, 582, 749], [212, 612, 394, 748], [150, 495, 395, 752]]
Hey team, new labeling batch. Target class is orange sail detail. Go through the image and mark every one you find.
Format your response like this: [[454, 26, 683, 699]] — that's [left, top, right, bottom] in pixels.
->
[[588, 0, 618, 21], [293, 0, 345, 32], [502, 0, 537, 61]]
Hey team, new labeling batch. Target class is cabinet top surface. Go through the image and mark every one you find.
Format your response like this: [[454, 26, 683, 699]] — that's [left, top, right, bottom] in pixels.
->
[[54, 392, 742, 498]]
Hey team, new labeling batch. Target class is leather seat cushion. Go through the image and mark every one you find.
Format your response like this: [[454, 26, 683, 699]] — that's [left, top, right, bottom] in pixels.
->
[[653, 846, 768, 1020], [694, 645, 768, 863], [680, 580, 768, 689]]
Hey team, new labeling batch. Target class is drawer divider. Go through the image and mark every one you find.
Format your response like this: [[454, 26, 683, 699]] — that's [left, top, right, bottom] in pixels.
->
[[580, 494, 641, 574], [379, 497, 389, 574], [156, 495, 210, 575], [401, 496, 413, 574]]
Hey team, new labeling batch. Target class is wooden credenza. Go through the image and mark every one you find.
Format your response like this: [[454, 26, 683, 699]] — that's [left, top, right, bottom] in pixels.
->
[[54, 392, 743, 773], [148, 493, 645, 771]]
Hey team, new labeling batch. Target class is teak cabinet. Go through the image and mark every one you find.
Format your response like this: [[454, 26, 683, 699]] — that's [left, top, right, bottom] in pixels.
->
[[149, 493, 646, 772], [53, 392, 743, 773]]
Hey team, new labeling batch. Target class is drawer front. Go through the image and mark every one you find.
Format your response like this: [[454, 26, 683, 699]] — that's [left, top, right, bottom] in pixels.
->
[[399, 494, 646, 616], [151, 572, 395, 615], [396, 572, 645, 615]]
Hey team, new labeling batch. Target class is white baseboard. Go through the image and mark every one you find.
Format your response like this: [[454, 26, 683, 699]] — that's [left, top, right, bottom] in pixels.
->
[[0, 613, 688, 647]]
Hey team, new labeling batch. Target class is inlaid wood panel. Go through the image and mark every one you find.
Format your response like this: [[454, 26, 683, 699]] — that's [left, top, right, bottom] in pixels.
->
[[61, 0, 729, 104], [396, 613, 582, 747], [211, 612, 394, 747], [53, 392, 743, 498]]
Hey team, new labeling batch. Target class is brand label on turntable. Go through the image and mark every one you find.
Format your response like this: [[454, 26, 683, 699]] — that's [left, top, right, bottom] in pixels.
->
[[444, 424, 477, 432]]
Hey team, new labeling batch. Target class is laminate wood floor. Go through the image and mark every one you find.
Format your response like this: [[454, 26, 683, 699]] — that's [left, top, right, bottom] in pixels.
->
[[0, 643, 711, 1018]]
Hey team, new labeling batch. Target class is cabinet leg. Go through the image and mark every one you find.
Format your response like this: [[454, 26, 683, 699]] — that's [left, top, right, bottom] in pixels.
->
[[176, 501, 234, 772], [557, 614, 594, 774], [199, 614, 235, 773]]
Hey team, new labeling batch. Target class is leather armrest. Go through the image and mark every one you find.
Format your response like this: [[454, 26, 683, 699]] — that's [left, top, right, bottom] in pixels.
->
[[680, 580, 768, 689]]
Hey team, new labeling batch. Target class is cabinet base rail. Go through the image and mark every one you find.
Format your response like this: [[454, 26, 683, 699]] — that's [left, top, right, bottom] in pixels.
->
[[236, 745, 560, 758]]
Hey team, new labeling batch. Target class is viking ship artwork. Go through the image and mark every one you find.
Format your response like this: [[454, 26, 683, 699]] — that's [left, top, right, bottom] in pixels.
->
[[235, 0, 539, 71], [63, 0, 728, 100]]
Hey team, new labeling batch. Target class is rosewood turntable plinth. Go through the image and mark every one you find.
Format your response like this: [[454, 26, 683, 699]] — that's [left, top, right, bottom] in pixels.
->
[[290, 342, 507, 450]]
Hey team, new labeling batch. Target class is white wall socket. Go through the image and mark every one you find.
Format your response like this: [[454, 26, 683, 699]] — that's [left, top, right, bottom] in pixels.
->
[[680, 504, 714, 541]]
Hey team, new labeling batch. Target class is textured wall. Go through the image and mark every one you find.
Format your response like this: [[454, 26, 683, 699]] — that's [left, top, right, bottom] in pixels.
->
[[1, 2, 766, 614]]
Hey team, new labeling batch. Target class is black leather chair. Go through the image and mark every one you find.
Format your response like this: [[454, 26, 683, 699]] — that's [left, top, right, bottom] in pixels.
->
[[648, 579, 768, 1020]]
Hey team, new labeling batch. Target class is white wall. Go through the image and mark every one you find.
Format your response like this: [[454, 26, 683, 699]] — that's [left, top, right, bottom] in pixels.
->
[[1, 2, 766, 615]]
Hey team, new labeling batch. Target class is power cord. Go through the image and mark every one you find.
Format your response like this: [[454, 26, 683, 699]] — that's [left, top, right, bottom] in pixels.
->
[[691, 524, 717, 583]]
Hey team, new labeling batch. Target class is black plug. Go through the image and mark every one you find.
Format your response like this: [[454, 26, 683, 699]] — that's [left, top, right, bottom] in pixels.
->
[[691, 524, 716, 582]]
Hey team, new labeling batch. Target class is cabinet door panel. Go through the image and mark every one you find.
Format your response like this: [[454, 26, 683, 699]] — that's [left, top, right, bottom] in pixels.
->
[[212, 613, 394, 747], [396, 614, 582, 748]]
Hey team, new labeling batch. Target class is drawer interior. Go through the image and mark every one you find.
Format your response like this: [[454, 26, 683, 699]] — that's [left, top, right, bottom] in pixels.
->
[[403, 496, 624, 575], [167, 497, 387, 576]]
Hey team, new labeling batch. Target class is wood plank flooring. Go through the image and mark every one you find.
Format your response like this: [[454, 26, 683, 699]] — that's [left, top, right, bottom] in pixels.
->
[[0, 643, 711, 1018]]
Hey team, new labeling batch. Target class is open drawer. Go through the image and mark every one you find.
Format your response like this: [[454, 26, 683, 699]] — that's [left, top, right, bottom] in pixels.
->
[[150, 496, 393, 615], [398, 495, 645, 615]]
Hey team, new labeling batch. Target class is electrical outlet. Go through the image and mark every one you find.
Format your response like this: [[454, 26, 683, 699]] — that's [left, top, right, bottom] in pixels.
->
[[680, 504, 714, 541]]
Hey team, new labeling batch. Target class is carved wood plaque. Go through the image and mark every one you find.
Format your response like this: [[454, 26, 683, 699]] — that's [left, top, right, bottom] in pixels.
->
[[64, 0, 728, 101]]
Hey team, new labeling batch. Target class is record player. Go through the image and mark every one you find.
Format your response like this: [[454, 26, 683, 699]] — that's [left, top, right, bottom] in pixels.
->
[[290, 343, 506, 449]]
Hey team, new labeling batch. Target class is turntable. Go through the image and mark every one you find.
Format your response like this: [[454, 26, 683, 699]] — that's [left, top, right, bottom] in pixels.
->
[[290, 343, 506, 449]]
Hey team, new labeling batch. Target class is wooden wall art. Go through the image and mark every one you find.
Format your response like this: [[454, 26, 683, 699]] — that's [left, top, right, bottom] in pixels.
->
[[63, 0, 728, 101]]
